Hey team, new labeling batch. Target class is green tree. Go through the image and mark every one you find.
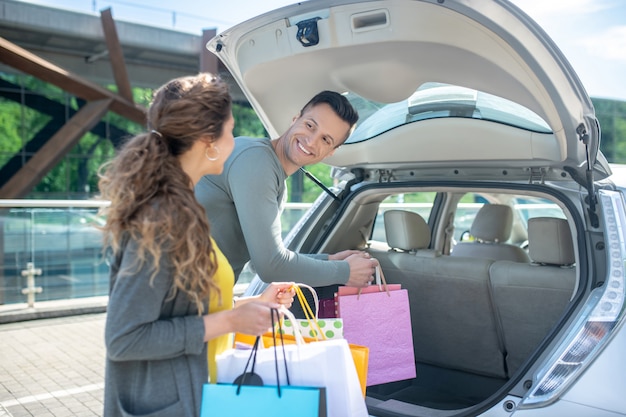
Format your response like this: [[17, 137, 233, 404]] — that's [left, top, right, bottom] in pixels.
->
[[232, 103, 267, 138], [0, 98, 25, 155], [594, 98, 626, 163], [32, 93, 144, 197]]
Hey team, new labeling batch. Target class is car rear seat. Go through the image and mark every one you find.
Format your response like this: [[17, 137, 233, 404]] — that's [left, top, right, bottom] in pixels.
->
[[368, 209, 440, 289], [451, 204, 530, 263], [488, 217, 576, 376], [383, 210, 438, 257], [369, 210, 506, 378]]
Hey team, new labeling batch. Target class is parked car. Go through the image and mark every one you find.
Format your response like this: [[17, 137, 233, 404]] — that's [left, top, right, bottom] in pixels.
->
[[207, 0, 626, 415]]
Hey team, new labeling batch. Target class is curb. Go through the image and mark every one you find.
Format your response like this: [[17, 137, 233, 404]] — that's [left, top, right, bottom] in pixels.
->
[[0, 296, 108, 324]]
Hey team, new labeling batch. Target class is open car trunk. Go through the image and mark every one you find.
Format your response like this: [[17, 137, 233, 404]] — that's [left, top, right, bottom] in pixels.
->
[[289, 181, 582, 416]]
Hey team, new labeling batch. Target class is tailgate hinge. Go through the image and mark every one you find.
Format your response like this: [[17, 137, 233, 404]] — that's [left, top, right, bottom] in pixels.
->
[[528, 167, 546, 184], [378, 169, 394, 183]]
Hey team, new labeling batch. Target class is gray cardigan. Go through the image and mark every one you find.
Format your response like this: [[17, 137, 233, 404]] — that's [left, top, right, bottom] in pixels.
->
[[103, 236, 207, 417]]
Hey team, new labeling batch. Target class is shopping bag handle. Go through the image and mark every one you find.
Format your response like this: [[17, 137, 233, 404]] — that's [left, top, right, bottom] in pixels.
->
[[270, 307, 290, 395], [292, 284, 327, 341], [357, 266, 390, 299], [233, 337, 263, 390], [292, 283, 319, 316], [235, 308, 291, 397], [376, 265, 390, 294], [279, 305, 307, 345]]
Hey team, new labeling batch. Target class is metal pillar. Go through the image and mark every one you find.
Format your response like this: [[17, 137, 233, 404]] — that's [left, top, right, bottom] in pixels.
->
[[21, 262, 42, 308]]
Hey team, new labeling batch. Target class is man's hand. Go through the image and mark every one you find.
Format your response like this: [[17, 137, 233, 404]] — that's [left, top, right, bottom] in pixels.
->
[[344, 253, 379, 288], [329, 249, 367, 261]]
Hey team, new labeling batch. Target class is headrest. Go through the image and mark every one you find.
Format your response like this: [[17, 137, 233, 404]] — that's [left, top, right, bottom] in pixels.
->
[[528, 217, 575, 266], [384, 210, 430, 251], [470, 204, 513, 243]]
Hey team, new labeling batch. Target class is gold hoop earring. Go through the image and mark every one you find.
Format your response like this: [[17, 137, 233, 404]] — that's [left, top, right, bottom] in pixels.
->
[[205, 146, 219, 162]]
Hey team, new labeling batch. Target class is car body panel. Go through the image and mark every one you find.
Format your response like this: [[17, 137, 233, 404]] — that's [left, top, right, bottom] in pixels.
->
[[559, 319, 626, 414], [207, 0, 607, 181], [207, 1, 625, 416], [511, 401, 626, 417]]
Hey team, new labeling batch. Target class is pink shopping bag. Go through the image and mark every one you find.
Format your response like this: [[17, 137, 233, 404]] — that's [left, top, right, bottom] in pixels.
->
[[335, 269, 415, 386]]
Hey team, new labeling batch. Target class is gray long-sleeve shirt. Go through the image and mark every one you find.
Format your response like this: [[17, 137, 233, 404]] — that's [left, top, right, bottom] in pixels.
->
[[195, 137, 349, 286]]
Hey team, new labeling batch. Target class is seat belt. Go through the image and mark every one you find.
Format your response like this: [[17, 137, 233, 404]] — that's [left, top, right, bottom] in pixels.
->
[[442, 212, 455, 255]]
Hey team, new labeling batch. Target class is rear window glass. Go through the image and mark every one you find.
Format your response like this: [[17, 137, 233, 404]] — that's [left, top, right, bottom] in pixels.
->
[[454, 193, 565, 245], [345, 82, 552, 144], [371, 192, 436, 242]]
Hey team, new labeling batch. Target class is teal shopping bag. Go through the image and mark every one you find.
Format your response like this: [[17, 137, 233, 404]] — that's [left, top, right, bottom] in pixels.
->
[[200, 383, 326, 417]]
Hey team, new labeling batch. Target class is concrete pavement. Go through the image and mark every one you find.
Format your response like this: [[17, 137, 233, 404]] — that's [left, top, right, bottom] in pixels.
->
[[0, 288, 247, 416], [0, 312, 106, 417]]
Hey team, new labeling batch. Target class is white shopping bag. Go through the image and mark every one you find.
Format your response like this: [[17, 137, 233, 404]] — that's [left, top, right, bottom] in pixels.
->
[[217, 307, 368, 417]]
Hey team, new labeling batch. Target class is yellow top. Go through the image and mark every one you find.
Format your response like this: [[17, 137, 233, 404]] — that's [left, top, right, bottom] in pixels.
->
[[207, 238, 234, 383]]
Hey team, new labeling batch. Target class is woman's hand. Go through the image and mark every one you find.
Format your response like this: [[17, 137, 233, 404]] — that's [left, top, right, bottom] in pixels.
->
[[205, 284, 297, 341], [229, 301, 279, 336], [258, 282, 296, 308], [203, 300, 281, 341]]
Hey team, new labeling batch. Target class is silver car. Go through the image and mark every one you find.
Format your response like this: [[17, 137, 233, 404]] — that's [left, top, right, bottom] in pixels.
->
[[207, 0, 626, 415]]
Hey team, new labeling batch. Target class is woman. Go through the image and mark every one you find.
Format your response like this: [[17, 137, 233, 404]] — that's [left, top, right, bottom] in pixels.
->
[[98, 73, 295, 417]]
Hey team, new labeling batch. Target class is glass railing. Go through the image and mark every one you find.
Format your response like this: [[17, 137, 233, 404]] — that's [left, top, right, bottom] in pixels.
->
[[0, 200, 110, 307], [0, 199, 317, 308]]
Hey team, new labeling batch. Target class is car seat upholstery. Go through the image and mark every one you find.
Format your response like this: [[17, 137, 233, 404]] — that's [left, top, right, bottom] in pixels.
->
[[489, 217, 576, 376], [383, 210, 431, 253], [373, 210, 506, 378], [451, 204, 530, 262], [368, 213, 575, 379], [527, 217, 576, 266], [371, 210, 439, 283]]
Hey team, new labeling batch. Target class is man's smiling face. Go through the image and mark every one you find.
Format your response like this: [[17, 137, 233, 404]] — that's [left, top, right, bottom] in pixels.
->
[[280, 102, 351, 170]]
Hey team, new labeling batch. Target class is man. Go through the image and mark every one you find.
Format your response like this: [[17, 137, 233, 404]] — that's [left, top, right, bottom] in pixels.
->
[[195, 91, 377, 289]]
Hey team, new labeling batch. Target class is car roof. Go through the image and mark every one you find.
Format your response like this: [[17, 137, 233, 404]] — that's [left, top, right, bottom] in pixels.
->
[[207, 0, 608, 182]]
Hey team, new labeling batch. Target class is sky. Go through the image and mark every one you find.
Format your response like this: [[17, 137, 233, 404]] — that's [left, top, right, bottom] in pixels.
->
[[18, 0, 626, 101]]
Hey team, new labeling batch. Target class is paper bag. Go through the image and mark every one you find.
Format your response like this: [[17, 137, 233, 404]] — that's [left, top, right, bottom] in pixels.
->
[[336, 268, 416, 386], [201, 383, 326, 417], [219, 308, 368, 417], [234, 284, 369, 396], [281, 317, 344, 340], [205, 314, 327, 417], [318, 297, 337, 318]]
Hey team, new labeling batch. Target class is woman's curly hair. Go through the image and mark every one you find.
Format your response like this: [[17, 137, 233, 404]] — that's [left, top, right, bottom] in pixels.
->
[[97, 73, 232, 313]]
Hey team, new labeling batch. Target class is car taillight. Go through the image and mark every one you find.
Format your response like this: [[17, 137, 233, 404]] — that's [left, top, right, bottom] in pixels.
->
[[519, 189, 626, 408]]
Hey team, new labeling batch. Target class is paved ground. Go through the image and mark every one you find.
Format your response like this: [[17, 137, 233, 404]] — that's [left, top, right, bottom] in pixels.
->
[[0, 287, 246, 417], [0, 312, 106, 417]]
